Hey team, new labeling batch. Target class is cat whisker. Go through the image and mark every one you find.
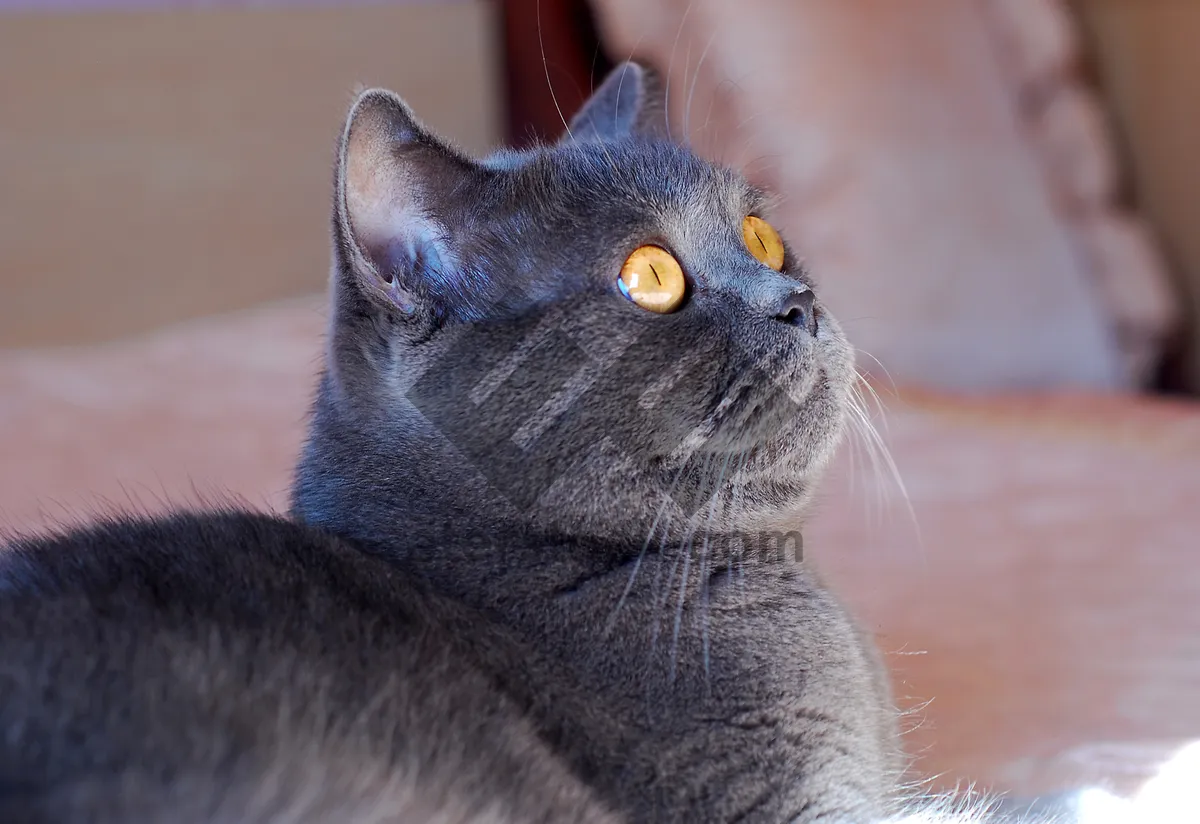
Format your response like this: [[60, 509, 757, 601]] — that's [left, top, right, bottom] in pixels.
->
[[854, 346, 901, 409], [656, 450, 713, 676], [847, 376, 922, 549], [646, 520, 678, 670], [856, 380, 917, 532], [604, 459, 689, 637], [683, 29, 718, 146], [587, 63, 621, 173], [843, 395, 864, 503], [537, 0, 574, 144], [741, 153, 785, 173], [847, 384, 888, 526], [733, 111, 764, 137], [671, 447, 733, 684], [855, 369, 895, 441], [668, 526, 694, 684], [696, 448, 735, 688], [596, 134, 620, 173], [604, 489, 672, 638], [697, 76, 730, 143], [663, 0, 697, 144], [614, 27, 651, 125], [598, 39, 652, 175], [679, 33, 692, 146], [702, 74, 752, 167], [729, 447, 752, 600]]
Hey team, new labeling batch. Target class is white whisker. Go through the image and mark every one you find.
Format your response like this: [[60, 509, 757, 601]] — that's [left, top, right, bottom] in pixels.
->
[[847, 374, 923, 551], [684, 447, 733, 687], [537, 0, 573, 144], [855, 346, 900, 399], [662, 0, 698, 143], [846, 389, 881, 526], [605, 459, 689, 636], [684, 30, 719, 146], [659, 449, 712, 675]]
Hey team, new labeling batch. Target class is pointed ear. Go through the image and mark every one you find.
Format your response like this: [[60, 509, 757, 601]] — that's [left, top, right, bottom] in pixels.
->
[[334, 87, 477, 317], [567, 61, 668, 143]]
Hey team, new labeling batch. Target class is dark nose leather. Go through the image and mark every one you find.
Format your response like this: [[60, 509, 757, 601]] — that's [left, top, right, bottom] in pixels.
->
[[774, 287, 818, 336]]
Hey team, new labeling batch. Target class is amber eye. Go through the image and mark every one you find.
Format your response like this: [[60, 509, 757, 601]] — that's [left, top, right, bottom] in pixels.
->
[[617, 245, 687, 313], [742, 215, 785, 271]]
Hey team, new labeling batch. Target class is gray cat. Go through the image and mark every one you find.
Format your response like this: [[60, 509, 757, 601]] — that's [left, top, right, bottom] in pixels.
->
[[1, 62, 913, 823]]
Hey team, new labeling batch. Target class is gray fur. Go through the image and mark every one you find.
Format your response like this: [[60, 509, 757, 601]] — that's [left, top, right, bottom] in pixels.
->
[[1, 63, 904, 822]]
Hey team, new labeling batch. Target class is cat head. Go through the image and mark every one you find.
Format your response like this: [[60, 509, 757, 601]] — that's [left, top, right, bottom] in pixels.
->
[[294, 62, 855, 546]]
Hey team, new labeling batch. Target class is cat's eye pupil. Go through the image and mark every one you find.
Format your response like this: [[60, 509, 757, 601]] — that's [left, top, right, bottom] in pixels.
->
[[742, 216, 785, 271], [618, 246, 687, 314], [750, 231, 768, 256]]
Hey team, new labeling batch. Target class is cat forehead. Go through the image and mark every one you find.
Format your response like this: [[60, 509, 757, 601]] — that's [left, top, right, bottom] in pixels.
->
[[486, 140, 764, 224]]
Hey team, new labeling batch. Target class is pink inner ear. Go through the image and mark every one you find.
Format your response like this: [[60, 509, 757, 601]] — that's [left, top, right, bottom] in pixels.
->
[[342, 107, 420, 278], [336, 89, 469, 307], [340, 104, 451, 309]]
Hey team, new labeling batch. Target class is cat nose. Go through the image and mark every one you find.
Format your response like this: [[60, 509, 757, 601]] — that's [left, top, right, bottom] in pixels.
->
[[774, 287, 818, 335]]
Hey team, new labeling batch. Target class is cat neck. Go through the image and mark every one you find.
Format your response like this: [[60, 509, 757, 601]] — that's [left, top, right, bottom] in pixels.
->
[[291, 368, 810, 604]]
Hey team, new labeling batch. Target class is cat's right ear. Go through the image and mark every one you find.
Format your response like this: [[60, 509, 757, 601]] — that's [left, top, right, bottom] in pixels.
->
[[334, 88, 476, 319], [567, 61, 668, 143]]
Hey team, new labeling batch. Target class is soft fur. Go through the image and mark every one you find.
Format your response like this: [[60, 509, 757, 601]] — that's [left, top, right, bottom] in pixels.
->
[[0, 62, 1106, 823]]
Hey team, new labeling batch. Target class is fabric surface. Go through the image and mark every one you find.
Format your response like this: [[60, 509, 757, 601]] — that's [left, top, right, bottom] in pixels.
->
[[1, 296, 1198, 800]]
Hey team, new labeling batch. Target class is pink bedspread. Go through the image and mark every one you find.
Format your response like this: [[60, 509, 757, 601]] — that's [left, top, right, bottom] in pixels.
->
[[2, 296, 1198, 798]]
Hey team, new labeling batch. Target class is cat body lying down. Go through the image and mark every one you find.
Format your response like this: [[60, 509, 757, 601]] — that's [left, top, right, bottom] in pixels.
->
[[0, 63, 1087, 823]]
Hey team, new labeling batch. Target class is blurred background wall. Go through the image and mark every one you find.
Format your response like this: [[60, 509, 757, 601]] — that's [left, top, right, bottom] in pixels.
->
[[0, 1, 502, 348]]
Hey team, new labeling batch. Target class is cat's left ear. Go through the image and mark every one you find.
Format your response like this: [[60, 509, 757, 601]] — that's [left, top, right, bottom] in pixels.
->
[[334, 87, 478, 318], [567, 61, 668, 143]]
